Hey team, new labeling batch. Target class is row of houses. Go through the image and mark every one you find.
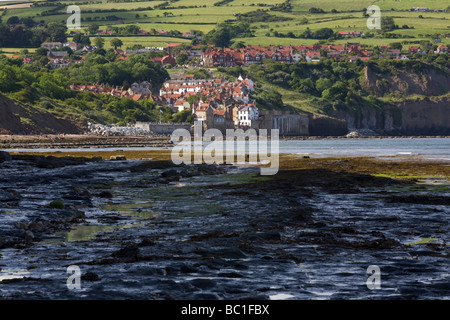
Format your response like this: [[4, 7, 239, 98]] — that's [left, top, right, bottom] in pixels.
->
[[69, 81, 153, 101], [159, 75, 259, 128], [199, 42, 449, 67]]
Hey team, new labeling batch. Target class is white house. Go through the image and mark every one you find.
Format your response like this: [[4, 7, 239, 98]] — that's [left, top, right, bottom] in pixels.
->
[[238, 105, 259, 127]]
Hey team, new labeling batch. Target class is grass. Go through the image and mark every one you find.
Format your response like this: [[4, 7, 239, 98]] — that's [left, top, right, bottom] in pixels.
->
[[100, 36, 191, 49], [291, 0, 449, 11], [1, 0, 449, 48], [0, 48, 37, 57]]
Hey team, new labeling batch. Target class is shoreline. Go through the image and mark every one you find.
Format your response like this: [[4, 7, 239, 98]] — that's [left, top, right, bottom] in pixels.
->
[[2, 150, 449, 181], [1, 134, 449, 150]]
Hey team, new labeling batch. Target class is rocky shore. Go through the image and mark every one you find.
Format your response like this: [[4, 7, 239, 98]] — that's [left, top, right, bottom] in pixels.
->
[[0, 134, 172, 150], [0, 151, 449, 299]]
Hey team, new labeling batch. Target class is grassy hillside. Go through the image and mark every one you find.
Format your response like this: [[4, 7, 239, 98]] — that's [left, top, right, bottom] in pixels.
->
[[1, 0, 448, 51]]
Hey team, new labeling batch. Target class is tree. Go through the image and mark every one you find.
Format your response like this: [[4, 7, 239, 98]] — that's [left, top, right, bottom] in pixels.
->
[[313, 28, 334, 39], [381, 17, 396, 32], [105, 49, 118, 62], [110, 38, 123, 49], [187, 95, 201, 105], [93, 37, 105, 49], [22, 17, 36, 29], [0, 63, 19, 92], [390, 42, 403, 50], [205, 26, 232, 47], [6, 16, 20, 25], [233, 41, 246, 48], [300, 27, 312, 39], [47, 22, 68, 42], [309, 7, 325, 13], [37, 73, 71, 100], [33, 47, 48, 57], [175, 52, 189, 66], [88, 23, 99, 35], [73, 34, 91, 46]]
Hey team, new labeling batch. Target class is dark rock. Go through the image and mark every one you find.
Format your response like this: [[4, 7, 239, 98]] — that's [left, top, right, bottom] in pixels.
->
[[259, 230, 281, 241], [11, 155, 102, 169], [386, 195, 450, 205], [81, 272, 100, 281], [215, 247, 246, 259], [195, 163, 227, 175], [73, 188, 92, 198], [98, 191, 113, 199], [179, 263, 197, 274], [192, 293, 221, 300], [112, 244, 141, 261], [130, 160, 177, 173], [0, 189, 22, 202], [0, 151, 12, 162], [218, 272, 244, 278], [11, 154, 44, 162], [161, 169, 179, 178], [138, 238, 156, 247], [28, 221, 44, 232], [190, 278, 216, 290]]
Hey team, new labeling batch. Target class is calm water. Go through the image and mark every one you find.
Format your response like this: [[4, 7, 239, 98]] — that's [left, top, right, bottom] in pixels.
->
[[4, 138, 450, 160], [279, 138, 450, 159]]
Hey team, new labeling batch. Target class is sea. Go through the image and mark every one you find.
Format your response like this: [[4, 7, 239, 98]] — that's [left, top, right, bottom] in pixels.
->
[[4, 137, 450, 160]]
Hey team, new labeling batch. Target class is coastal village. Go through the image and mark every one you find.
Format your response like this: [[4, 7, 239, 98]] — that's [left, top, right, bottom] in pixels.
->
[[6, 28, 448, 136], [57, 38, 447, 136], [70, 74, 260, 132]]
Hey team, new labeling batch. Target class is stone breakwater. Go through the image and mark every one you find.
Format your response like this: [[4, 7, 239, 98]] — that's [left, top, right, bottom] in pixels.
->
[[86, 122, 151, 137]]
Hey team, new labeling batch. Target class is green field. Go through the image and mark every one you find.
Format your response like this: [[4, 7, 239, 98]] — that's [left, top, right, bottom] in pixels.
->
[[100, 36, 191, 49], [1, 0, 449, 48]]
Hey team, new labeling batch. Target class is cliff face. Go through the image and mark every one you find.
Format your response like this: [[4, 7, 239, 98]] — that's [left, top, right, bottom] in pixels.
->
[[363, 65, 450, 97], [329, 65, 450, 135], [332, 96, 450, 135], [395, 97, 450, 135], [0, 94, 82, 135]]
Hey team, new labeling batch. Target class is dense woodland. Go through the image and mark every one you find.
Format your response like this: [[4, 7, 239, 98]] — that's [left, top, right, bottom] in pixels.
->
[[0, 50, 176, 125]]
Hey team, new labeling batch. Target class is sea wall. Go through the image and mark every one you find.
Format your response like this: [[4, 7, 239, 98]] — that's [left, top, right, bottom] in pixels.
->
[[135, 122, 192, 135], [258, 111, 309, 136]]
